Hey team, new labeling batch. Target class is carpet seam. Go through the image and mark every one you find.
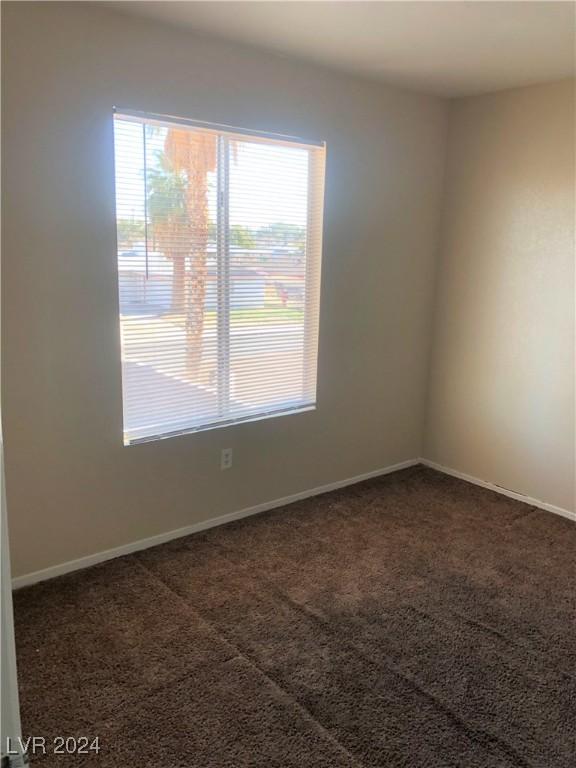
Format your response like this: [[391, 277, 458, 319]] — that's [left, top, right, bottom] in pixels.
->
[[207, 536, 538, 768], [264, 578, 537, 768], [133, 556, 366, 768], [211, 491, 574, 682], [399, 600, 576, 683], [439, 606, 576, 682]]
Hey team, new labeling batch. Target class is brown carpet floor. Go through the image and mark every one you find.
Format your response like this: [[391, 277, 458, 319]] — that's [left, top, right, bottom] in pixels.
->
[[13, 465, 576, 767]]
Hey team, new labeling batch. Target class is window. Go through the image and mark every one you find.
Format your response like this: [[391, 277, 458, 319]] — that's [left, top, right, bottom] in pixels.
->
[[113, 110, 325, 444]]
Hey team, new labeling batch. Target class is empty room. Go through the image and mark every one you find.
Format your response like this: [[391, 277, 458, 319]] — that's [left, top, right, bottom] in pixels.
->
[[1, 1, 574, 767]]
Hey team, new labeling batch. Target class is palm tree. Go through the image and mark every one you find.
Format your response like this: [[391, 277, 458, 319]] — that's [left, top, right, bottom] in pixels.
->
[[147, 153, 189, 312], [164, 129, 217, 373], [147, 127, 217, 375]]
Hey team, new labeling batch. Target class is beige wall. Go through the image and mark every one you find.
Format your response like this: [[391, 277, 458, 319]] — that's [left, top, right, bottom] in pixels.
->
[[2, 2, 447, 577], [425, 81, 575, 512]]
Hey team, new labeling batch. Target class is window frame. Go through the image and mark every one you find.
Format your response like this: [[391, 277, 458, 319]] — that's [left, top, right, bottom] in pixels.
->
[[113, 109, 326, 445]]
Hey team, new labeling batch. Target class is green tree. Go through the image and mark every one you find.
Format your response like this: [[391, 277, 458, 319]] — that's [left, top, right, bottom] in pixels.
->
[[117, 218, 145, 248], [146, 127, 217, 376], [230, 225, 255, 250], [147, 153, 189, 311], [257, 222, 305, 250], [207, 223, 255, 249]]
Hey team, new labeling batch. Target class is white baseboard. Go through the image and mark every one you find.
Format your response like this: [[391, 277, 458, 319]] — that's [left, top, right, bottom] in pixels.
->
[[14, 457, 573, 589], [12, 458, 418, 589], [420, 458, 576, 523]]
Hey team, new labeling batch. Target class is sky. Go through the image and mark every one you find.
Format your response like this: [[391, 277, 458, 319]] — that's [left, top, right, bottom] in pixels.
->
[[114, 116, 309, 231]]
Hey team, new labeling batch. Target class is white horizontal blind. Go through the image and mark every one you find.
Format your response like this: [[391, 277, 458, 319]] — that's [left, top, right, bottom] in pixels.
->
[[113, 111, 325, 444]]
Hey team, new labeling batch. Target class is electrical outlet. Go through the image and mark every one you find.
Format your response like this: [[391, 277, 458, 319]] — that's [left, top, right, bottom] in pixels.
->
[[221, 448, 233, 471]]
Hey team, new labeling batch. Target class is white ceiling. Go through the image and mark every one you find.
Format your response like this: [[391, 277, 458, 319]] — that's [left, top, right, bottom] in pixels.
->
[[110, 1, 575, 97]]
